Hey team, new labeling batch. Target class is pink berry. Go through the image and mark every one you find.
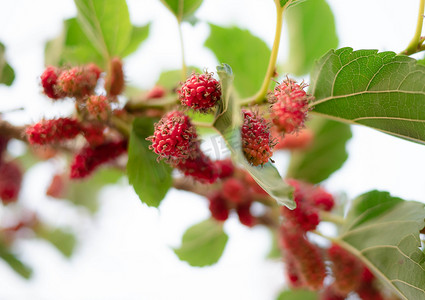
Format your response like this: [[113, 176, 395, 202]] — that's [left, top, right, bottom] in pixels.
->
[[40, 66, 65, 99], [271, 79, 311, 134], [86, 95, 111, 120], [26, 118, 81, 145], [320, 286, 346, 300], [70, 140, 127, 179], [222, 178, 248, 204], [310, 186, 335, 211], [178, 72, 221, 112], [148, 111, 199, 162], [57, 63, 101, 98], [104, 57, 124, 96], [241, 109, 275, 166], [236, 202, 255, 227], [214, 159, 235, 179], [0, 161, 22, 204], [208, 192, 229, 221], [274, 128, 313, 150], [146, 85, 166, 99], [284, 254, 305, 288], [81, 123, 106, 146], [46, 173, 67, 198], [173, 152, 218, 184]]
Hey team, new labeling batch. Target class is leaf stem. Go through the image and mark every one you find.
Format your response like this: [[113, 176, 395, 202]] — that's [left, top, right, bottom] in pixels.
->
[[110, 115, 131, 137], [311, 230, 339, 243], [192, 121, 213, 128], [320, 211, 345, 225], [240, 0, 289, 105], [178, 21, 187, 81], [402, 0, 425, 55]]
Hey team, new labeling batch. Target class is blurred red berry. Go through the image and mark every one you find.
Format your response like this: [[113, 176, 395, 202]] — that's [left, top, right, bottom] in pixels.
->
[[274, 128, 313, 150], [222, 178, 248, 204], [26, 117, 81, 145], [178, 72, 221, 112], [40, 66, 65, 99], [104, 57, 124, 96], [81, 123, 106, 146], [173, 152, 218, 184], [208, 192, 229, 221], [46, 173, 67, 198], [146, 85, 166, 99], [86, 95, 111, 120], [214, 159, 235, 179], [236, 202, 255, 227], [57, 63, 101, 98], [0, 161, 22, 204]]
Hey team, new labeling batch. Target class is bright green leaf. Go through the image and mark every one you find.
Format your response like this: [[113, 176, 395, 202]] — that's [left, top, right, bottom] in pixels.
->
[[127, 118, 172, 207], [66, 168, 123, 213], [74, 0, 132, 59], [205, 24, 270, 98], [0, 244, 32, 279], [213, 64, 295, 209], [287, 116, 352, 184], [156, 66, 201, 91], [36, 227, 76, 258], [159, 0, 203, 22], [310, 47, 425, 145], [122, 24, 150, 57], [338, 190, 425, 300], [173, 219, 228, 267], [285, 0, 338, 75], [0, 42, 15, 86], [276, 289, 318, 300]]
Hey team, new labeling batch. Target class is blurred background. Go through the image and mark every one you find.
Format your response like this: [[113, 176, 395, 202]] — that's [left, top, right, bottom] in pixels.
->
[[0, 0, 424, 299]]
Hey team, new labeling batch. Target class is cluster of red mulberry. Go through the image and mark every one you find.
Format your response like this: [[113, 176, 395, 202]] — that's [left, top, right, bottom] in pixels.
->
[[26, 59, 128, 180], [279, 179, 386, 299]]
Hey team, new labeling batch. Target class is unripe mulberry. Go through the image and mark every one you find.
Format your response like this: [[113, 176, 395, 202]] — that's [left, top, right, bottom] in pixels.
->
[[274, 129, 313, 150], [241, 109, 275, 166], [328, 244, 363, 294], [178, 72, 221, 112], [57, 63, 101, 98], [214, 159, 234, 179], [104, 57, 124, 96], [40, 66, 65, 99], [86, 95, 111, 120], [271, 79, 311, 134], [148, 111, 199, 162], [146, 85, 166, 99], [208, 192, 229, 221], [26, 118, 81, 145], [222, 178, 248, 204], [279, 224, 326, 290], [70, 140, 127, 179], [0, 161, 22, 204], [173, 152, 218, 184]]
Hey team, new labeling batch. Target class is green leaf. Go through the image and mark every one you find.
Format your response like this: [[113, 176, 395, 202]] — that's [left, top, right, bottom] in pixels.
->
[[287, 116, 352, 184], [310, 47, 425, 145], [36, 227, 76, 258], [127, 117, 172, 207], [276, 290, 318, 300], [74, 0, 132, 59], [338, 190, 425, 300], [45, 18, 103, 67], [122, 24, 150, 57], [156, 66, 201, 91], [280, 0, 289, 7], [205, 24, 270, 98], [285, 0, 338, 75], [213, 64, 295, 209], [159, 0, 203, 22], [0, 244, 32, 279], [0, 42, 15, 86], [173, 219, 228, 267], [66, 168, 123, 213]]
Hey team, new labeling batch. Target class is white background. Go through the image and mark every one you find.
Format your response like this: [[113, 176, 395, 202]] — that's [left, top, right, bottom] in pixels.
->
[[0, 0, 424, 299]]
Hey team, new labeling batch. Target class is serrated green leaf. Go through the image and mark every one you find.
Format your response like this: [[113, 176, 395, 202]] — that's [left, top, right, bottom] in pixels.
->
[[127, 118, 172, 207], [276, 290, 317, 300], [0, 42, 15, 86], [173, 219, 228, 267], [36, 227, 76, 258], [74, 0, 132, 60], [205, 24, 270, 98], [0, 243, 32, 279], [284, 0, 338, 75], [67, 168, 123, 213], [310, 47, 425, 145], [159, 0, 203, 22], [213, 64, 295, 209], [337, 191, 425, 300], [287, 116, 351, 184], [122, 24, 150, 57]]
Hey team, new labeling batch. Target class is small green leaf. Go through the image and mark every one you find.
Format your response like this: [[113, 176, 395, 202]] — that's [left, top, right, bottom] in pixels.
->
[[284, 0, 338, 75], [310, 47, 425, 145], [173, 219, 228, 267], [122, 24, 151, 57], [213, 64, 295, 209], [279, 0, 289, 7], [156, 66, 201, 91], [0, 244, 32, 279], [74, 0, 132, 59], [287, 116, 352, 184], [205, 24, 270, 98], [338, 190, 425, 300], [276, 290, 318, 300], [66, 168, 123, 213], [127, 117, 172, 207], [159, 0, 203, 22], [0, 42, 15, 86], [36, 227, 76, 258]]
